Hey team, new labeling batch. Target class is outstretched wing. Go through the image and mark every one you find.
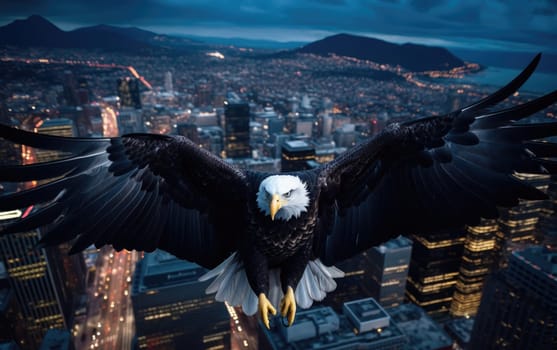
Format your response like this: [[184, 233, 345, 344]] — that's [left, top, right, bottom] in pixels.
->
[[0, 128, 248, 268], [316, 53, 557, 264]]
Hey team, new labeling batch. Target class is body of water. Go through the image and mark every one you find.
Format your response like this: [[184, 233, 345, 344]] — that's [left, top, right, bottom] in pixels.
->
[[459, 67, 556, 94]]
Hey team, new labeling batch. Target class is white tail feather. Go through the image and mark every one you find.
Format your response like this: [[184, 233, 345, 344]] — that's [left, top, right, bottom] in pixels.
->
[[199, 252, 345, 315]]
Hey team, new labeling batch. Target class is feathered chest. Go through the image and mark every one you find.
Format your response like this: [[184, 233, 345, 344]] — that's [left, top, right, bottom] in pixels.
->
[[248, 205, 318, 263]]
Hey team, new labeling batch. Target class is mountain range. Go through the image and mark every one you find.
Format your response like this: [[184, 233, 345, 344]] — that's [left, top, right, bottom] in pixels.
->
[[297, 33, 464, 72], [0, 15, 200, 52], [0, 15, 466, 72]]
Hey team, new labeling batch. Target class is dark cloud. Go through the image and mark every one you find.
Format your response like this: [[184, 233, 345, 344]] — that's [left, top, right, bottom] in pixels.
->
[[410, 0, 443, 12], [0, 0, 555, 53]]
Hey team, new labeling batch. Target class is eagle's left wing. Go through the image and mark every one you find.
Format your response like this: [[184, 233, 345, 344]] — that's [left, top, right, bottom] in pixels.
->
[[315, 53, 557, 264]]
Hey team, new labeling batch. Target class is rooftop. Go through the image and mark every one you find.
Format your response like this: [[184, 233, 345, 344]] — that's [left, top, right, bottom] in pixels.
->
[[388, 303, 453, 350], [261, 304, 406, 350], [376, 236, 413, 253], [444, 317, 475, 346], [135, 250, 207, 291]]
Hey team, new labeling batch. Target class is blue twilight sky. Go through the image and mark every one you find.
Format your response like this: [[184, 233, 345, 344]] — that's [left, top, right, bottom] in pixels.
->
[[0, 0, 556, 53]]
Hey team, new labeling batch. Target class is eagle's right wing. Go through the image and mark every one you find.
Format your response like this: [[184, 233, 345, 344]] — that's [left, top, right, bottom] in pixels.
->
[[0, 127, 248, 268]]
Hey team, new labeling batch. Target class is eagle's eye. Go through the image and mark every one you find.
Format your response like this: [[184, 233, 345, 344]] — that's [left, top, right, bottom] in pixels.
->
[[284, 190, 292, 198]]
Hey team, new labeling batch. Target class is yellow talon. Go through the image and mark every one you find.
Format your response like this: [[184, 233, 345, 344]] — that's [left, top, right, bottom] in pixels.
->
[[279, 286, 296, 326], [258, 293, 277, 330]]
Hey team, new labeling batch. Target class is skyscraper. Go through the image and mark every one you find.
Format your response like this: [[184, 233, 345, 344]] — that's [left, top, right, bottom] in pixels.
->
[[494, 173, 550, 267], [0, 226, 68, 349], [406, 229, 466, 319], [368, 236, 412, 308], [469, 246, 557, 349], [164, 71, 173, 93], [223, 102, 250, 159], [0, 120, 86, 349], [281, 140, 316, 172], [131, 250, 230, 350], [450, 219, 498, 317], [117, 77, 142, 109]]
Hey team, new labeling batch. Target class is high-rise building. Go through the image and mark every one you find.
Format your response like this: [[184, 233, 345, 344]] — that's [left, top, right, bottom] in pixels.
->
[[0, 263, 23, 346], [281, 140, 316, 172], [540, 178, 557, 248], [117, 108, 144, 135], [131, 250, 230, 350], [495, 173, 550, 267], [368, 236, 412, 308], [164, 71, 173, 93], [0, 227, 68, 349], [406, 229, 466, 319], [195, 82, 214, 107], [321, 251, 375, 312], [34, 118, 76, 163], [469, 246, 557, 349], [259, 298, 406, 350], [0, 120, 86, 349], [117, 77, 142, 109], [223, 102, 250, 159], [450, 219, 498, 317], [62, 71, 79, 106]]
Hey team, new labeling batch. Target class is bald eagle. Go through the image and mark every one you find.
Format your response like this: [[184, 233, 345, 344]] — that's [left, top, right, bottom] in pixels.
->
[[1, 54, 557, 329]]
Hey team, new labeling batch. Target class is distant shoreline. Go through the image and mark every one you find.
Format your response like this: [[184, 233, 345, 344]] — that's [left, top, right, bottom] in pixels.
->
[[460, 66, 557, 94]]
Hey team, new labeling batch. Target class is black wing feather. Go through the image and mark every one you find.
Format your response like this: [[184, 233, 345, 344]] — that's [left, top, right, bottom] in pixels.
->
[[0, 127, 248, 268], [317, 54, 557, 264]]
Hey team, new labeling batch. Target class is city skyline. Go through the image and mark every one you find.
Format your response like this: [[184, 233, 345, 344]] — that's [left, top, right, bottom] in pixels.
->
[[0, 0, 556, 53]]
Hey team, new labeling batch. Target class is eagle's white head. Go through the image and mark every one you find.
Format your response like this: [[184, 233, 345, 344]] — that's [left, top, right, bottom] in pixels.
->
[[257, 175, 310, 221]]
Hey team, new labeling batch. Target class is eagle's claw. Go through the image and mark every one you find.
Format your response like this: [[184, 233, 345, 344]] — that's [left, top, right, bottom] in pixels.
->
[[258, 293, 277, 330], [280, 286, 296, 326]]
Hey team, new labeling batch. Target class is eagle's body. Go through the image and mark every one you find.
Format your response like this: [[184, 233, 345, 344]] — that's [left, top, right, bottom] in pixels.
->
[[1, 54, 557, 328]]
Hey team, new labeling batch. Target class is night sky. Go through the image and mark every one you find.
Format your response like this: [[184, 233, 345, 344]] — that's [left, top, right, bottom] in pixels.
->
[[0, 0, 556, 53]]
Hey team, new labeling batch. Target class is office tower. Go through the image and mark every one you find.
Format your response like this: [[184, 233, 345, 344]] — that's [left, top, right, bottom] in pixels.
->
[[388, 303, 453, 350], [195, 82, 214, 107], [253, 107, 283, 139], [368, 236, 412, 308], [540, 178, 557, 248], [0, 263, 23, 346], [281, 140, 316, 172], [62, 71, 79, 106], [131, 250, 230, 350], [34, 118, 76, 163], [117, 108, 144, 135], [450, 219, 498, 317], [117, 77, 142, 109], [495, 173, 550, 267], [0, 120, 86, 348], [333, 124, 357, 148], [76, 78, 90, 106], [295, 116, 314, 137], [164, 71, 173, 93], [0, 226, 68, 349], [259, 298, 406, 350], [406, 229, 466, 319], [321, 251, 375, 312], [469, 246, 557, 349], [223, 102, 250, 159]]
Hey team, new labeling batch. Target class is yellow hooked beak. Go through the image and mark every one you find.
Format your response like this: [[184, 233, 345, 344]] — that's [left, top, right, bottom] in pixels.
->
[[270, 194, 282, 221]]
